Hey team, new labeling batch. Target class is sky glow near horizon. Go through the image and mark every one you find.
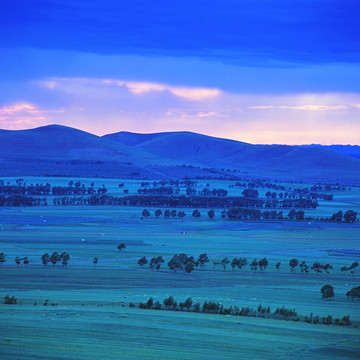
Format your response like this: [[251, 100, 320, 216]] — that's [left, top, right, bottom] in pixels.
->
[[1, 1, 360, 144]]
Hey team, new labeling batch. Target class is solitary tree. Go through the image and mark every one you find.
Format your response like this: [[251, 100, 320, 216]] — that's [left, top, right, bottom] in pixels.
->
[[207, 210, 215, 219], [275, 262, 281, 272], [137, 256, 148, 268], [93, 257, 98, 265], [117, 243, 126, 252], [192, 210, 201, 218], [346, 286, 360, 301], [155, 209, 162, 218], [15, 256, 21, 266], [0, 252, 6, 265], [321, 285, 335, 300]]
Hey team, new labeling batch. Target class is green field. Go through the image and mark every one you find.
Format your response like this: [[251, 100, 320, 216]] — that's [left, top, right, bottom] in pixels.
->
[[0, 178, 360, 359]]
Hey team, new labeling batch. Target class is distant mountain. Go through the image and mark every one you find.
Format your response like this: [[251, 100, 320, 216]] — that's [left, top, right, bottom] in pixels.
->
[[104, 130, 360, 182], [1, 125, 360, 182], [299, 144, 360, 160]]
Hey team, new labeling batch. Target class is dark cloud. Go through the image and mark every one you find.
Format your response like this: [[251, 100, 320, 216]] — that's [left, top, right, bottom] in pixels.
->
[[1, 0, 360, 65]]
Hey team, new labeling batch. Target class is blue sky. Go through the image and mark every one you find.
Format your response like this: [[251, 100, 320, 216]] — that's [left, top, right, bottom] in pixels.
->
[[1, 0, 360, 144]]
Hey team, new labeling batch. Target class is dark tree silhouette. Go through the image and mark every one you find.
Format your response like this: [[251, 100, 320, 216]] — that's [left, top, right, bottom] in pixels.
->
[[137, 256, 148, 268], [178, 211, 186, 218], [198, 253, 209, 268], [117, 243, 126, 251], [346, 286, 360, 301], [23, 257, 29, 266], [149, 256, 164, 270], [321, 285, 335, 300], [221, 257, 230, 271], [60, 252, 70, 266], [163, 295, 174, 309], [155, 209, 162, 218], [164, 209, 171, 218], [259, 257, 269, 272], [41, 253, 50, 266], [300, 261, 310, 274], [50, 252, 60, 266], [192, 209, 201, 218], [0, 252, 6, 265], [275, 262, 281, 271], [93, 257, 98, 265], [344, 210, 357, 223], [142, 209, 150, 218], [289, 259, 299, 273], [250, 259, 258, 272], [15, 256, 21, 266], [207, 210, 215, 219]]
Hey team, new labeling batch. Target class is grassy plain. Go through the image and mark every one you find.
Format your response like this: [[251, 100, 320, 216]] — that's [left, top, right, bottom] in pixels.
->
[[0, 178, 359, 359]]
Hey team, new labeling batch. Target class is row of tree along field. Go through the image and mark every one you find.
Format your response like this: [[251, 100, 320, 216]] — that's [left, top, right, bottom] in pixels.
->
[[2, 249, 358, 280], [141, 208, 358, 222], [2, 293, 355, 327]]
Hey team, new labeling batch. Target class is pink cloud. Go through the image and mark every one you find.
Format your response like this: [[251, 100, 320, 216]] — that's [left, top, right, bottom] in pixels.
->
[[39, 77, 222, 101]]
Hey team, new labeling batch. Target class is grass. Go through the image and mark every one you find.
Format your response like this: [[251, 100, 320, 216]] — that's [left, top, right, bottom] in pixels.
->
[[0, 177, 359, 359]]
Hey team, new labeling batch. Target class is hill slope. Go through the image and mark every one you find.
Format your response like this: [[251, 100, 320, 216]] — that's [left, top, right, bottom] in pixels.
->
[[104, 131, 360, 181], [1, 125, 360, 182]]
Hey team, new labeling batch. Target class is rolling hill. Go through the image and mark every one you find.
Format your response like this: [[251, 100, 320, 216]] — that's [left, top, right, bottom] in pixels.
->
[[0, 125, 360, 182], [104, 130, 360, 182]]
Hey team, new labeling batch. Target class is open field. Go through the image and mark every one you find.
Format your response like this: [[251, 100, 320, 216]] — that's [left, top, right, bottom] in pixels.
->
[[1, 177, 360, 359]]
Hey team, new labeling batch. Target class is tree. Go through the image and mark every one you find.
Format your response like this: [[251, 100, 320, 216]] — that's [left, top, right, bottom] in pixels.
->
[[117, 243, 126, 251], [349, 261, 359, 275], [155, 209, 162, 218], [60, 252, 70, 266], [4, 294, 17, 304], [179, 297, 193, 311], [259, 257, 269, 272], [321, 285, 334, 300], [221, 257, 230, 271], [330, 210, 343, 222], [198, 253, 209, 268], [289, 259, 298, 273], [300, 261, 309, 274], [346, 286, 360, 301], [41, 253, 50, 266], [164, 209, 171, 218], [137, 256, 148, 268], [93, 257, 98, 265], [171, 210, 177, 218], [250, 259, 258, 272], [142, 209, 150, 218], [207, 210, 215, 219], [163, 295, 174, 309], [178, 211, 186, 219], [23, 257, 29, 266], [50, 252, 59, 266], [15, 256, 21, 266], [288, 209, 296, 220], [192, 209, 201, 218], [295, 210, 305, 221], [275, 262, 281, 271], [344, 210, 357, 223], [0, 252, 6, 265], [149, 256, 164, 270]]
